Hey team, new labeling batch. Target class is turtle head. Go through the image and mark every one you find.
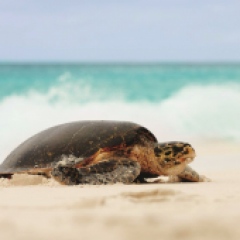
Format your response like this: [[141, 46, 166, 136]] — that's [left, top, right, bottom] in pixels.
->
[[154, 141, 196, 176]]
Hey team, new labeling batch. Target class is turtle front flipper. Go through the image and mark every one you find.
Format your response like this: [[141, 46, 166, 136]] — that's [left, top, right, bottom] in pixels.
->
[[174, 166, 210, 182], [51, 158, 141, 185]]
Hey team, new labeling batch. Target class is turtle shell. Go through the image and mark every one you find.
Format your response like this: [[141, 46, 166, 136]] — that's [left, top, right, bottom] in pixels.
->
[[0, 121, 157, 174]]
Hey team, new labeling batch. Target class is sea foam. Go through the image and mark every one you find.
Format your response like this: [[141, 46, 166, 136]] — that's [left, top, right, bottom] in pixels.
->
[[0, 81, 240, 162]]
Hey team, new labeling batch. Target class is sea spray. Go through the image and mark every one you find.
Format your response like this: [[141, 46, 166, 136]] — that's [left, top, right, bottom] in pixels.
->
[[1, 80, 240, 162]]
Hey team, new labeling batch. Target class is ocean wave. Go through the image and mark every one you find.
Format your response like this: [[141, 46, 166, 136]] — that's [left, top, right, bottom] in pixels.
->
[[0, 82, 240, 161], [160, 83, 240, 141]]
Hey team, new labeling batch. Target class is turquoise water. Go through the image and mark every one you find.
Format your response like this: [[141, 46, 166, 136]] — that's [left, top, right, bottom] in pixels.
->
[[1, 63, 240, 102], [0, 63, 240, 161]]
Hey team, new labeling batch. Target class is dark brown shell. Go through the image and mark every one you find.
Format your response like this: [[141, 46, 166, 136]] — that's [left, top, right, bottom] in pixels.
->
[[0, 121, 157, 174]]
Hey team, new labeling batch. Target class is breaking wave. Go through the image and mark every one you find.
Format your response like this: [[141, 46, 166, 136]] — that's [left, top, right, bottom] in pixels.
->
[[0, 79, 240, 162]]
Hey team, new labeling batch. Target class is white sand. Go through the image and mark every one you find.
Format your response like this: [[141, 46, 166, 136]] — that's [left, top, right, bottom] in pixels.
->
[[0, 142, 240, 240]]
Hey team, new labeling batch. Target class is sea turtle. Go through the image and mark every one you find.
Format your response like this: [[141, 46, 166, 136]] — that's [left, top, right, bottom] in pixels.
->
[[0, 121, 207, 185]]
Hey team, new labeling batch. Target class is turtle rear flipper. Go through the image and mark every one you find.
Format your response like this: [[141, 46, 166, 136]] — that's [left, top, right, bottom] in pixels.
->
[[51, 159, 141, 185]]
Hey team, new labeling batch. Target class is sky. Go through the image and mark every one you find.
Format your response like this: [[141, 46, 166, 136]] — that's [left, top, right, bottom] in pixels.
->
[[0, 0, 240, 62]]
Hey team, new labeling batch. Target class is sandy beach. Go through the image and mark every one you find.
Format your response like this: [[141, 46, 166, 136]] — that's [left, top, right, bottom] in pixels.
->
[[1, 1, 240, 239], [0, 141, 240, 240]]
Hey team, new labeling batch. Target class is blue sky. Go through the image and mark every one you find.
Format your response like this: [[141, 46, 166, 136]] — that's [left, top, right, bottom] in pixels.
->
[[1, 0, 240, 62]]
